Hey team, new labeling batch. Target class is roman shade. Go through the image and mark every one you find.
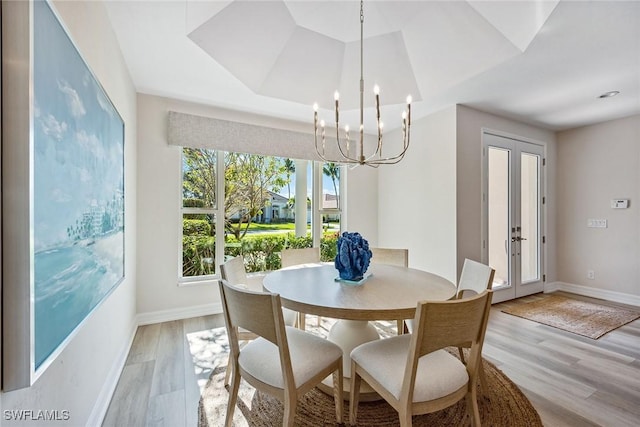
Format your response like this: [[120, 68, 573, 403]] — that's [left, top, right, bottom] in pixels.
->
[[167, 110, 323, 161]]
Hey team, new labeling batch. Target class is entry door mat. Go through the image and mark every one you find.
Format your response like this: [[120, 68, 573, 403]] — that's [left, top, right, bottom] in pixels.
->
[[502, 294, 640, 339]]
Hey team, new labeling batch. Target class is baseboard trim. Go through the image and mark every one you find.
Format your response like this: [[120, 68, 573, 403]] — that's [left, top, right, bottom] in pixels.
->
[[545, 281, 640, 307], [136, 302, 223, 326], [86, 318, 138, 427]]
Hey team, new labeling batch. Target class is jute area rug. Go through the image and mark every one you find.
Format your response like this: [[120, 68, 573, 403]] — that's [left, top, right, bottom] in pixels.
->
[[194, 318, 542, 427], [502, 294, 640, 339]]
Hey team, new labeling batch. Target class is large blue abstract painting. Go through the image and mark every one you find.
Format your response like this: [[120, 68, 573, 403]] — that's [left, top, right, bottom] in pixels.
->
[[33, 1, 124, 369]]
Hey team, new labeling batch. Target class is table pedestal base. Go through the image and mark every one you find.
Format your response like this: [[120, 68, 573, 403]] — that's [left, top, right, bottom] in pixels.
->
[[318, 375, 380, 402], [319, 319, 382, 401]]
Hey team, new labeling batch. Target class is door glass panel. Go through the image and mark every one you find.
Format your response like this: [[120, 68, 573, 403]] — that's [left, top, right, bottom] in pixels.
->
[[520, 153, 540, 283], [487, 147, 510, 287]]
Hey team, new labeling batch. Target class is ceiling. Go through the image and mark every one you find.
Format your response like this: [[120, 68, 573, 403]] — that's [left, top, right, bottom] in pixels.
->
[[104, 0, 640, 132]]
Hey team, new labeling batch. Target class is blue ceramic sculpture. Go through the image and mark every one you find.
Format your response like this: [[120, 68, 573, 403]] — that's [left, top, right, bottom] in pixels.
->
[[335, 232, 372, 281]]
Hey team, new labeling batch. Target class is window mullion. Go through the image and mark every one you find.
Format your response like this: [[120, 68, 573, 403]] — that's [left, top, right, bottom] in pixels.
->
[[216, 150, 225, 275]]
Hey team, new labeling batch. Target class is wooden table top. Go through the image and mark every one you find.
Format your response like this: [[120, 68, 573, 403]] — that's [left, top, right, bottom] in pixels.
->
[[262, 263, 456, 321]]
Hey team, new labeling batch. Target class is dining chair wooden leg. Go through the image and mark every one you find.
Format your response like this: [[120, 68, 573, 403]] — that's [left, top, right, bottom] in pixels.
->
[[332, 367, 344, 423], [478, 362, 488, 395], [225, 363, 241, 427], [349, 360, 362, 425], [396, 319, 405, 335], [458, 346, 466, 362], [283, 399, 297, 427], [459, 347, 488, 396], [298, 312, 306, 330], [466, 382, 481, 427], [399, 409, 412, 427], [223, 362, 232, 387]]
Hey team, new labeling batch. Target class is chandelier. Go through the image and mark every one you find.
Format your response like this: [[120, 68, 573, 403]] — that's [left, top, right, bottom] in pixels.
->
[[313, 0, 412, 167]]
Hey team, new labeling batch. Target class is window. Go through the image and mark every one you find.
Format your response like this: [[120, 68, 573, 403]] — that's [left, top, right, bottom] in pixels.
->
[[315, 162, 342, 255], [180, 149, 344, 281], [181, 148, 219, 278]]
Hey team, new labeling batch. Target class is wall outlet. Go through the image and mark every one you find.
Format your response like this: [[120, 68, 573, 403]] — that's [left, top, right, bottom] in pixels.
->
[[587, 270, 595, 280], [587, 219, 607, 228]]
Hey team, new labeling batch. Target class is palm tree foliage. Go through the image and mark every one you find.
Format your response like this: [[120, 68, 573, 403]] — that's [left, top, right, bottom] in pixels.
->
[[323, 162, 340, 209]]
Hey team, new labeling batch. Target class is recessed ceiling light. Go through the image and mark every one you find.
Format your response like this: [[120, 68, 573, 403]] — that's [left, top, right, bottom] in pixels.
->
[[598, 91, 620, 99]]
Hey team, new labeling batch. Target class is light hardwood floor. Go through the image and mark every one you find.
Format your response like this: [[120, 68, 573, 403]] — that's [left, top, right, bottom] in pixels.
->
[[103, 292, 640, 426]]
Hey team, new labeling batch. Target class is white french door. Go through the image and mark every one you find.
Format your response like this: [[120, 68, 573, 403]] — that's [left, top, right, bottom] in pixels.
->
[[483, 132, 545, 303]]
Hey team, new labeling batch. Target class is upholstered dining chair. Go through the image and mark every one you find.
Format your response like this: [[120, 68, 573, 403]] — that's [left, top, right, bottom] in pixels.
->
[[281, 247, 321, 330], [370, 247, 409, 334], [219, 255, 297, 386], [349, 290, 494, 427], [219, 278, 344, 427], [454, 258, 495, 394], [404, 258, 494, 394], [219, 256, 258, 387]]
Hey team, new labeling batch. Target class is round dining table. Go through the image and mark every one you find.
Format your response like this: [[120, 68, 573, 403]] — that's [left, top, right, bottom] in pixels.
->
[[263, 262, 456, 399]]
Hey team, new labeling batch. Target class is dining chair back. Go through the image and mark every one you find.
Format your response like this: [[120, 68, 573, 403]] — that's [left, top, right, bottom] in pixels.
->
[[219, 255, 248, 286], [281, 247, 321, 268], [405, 258, 495, 335], [281, 247, 321, 330], [219, 279, 343, 427], [457, 258, 495, 299], [370, 247, 409, 267], [370, 248, 409, 334], [349, 290, 493, 427]]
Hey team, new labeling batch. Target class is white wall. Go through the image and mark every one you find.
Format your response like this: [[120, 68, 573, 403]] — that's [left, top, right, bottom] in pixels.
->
[[456, 105, 557, 283], [556, 115, 640, 297], [1, 1, 137, 425], [136, 94, 377, 317], [345, 164, 378, 245], [377, 105, 556, 286], [378, 107, 458, 282]]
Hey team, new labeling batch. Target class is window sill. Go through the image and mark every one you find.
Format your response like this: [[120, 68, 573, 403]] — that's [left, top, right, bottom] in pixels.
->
[[177, 272, 268, 288], [177, 276, 219, 287]]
